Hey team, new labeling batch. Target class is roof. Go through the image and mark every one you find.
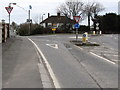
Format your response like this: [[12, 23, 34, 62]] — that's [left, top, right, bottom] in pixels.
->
[[40, 16, 75, 24]]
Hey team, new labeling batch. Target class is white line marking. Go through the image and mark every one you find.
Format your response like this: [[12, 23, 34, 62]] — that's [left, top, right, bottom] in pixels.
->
[[38, 63, 53, 88], [28, 38, 61, 88], [74, 45, 83, 50], [46, 44, 58, 49], [90, 52, 116, 64], [103, 54, 118, 57], [46, 40, 50, 41], [112, 60, 119, 61], [69, 36, 82, 39]]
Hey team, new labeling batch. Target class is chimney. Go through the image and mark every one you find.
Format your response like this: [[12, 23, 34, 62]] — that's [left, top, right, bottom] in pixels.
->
[[48, 13, 50, 18], [57, 13, 60, 16]]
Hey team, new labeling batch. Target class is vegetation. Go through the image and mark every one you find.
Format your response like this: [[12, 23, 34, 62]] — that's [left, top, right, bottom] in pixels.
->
[[17, 13, 120, 36], [17, 23, 53, 36], [57, 0, 105, 31], [98, 13, 120, 34], [17, 23, 29, 36]]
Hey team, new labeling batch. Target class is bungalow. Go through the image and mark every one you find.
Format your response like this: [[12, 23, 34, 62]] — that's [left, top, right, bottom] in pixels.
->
[[40, 13, 75, 29]]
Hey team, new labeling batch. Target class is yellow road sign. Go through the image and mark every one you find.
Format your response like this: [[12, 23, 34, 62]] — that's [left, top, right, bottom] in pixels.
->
[[52, 28, 56, 31]]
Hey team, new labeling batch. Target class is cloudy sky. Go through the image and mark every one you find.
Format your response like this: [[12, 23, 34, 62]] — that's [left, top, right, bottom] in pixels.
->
[[0, 0, 119, 25]]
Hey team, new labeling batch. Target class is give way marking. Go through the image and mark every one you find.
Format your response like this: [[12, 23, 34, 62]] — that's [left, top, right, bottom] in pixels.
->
[[46, 44, 58, 49]]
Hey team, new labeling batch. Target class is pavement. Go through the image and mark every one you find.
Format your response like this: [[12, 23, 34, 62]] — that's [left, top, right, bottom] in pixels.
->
[[0, 43, 2, 89], [2, 36, 43, 88]]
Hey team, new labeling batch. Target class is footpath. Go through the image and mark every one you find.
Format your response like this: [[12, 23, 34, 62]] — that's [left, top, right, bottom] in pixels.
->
[[2, 36, 43, 88]]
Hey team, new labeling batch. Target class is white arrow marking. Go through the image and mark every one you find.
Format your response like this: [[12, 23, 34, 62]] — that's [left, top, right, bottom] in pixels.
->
[[46, 44, 58, 49]]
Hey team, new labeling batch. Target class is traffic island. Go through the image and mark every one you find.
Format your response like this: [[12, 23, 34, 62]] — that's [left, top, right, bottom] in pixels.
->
[[70, 40, 100, 46]]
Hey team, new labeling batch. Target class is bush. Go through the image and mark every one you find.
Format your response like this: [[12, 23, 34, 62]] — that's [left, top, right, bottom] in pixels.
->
[[31, 24, 44, 35], [18, 23, 29, 36], [72, 25, 89, 34]]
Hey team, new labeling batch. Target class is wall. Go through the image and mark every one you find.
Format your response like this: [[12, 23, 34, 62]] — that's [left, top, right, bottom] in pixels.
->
[[0, 23, 2, 43]]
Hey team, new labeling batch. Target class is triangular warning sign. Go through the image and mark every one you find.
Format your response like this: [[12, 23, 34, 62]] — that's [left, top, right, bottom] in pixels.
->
[[5, 7, 13, 14], [73, 16, 81, 23]]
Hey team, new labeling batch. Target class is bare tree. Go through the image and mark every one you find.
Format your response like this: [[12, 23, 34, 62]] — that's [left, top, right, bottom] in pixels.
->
[[57, 0, 84, 20], [32, 14, 42, 24], [83, 2, 105, 30], [11, 22, 17, 30]]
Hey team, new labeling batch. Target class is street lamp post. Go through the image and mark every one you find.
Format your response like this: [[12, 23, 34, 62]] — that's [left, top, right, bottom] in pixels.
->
[[28, 5, 32, 35]]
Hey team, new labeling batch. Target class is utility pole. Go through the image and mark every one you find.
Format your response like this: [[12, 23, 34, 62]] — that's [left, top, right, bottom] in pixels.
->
[[28, 10, 31, 35]]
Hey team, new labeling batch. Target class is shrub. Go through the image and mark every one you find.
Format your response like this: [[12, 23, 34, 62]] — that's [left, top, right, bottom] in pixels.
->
[[18, 23, 29, 36]]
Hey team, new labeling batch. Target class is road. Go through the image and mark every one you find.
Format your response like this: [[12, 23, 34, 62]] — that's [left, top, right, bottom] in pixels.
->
[[28, 34, 118, 88]]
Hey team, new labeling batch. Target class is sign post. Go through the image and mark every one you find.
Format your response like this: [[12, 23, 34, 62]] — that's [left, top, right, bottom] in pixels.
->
[[82, 33, 87, 43], [52, 28, 56, 34], [5, 6, 13, 38], [73, 16, 80, 42]]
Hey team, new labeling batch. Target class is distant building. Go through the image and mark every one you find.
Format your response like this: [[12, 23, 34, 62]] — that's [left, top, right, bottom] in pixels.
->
[[40, 13, 75, 28], [118, 1, 120, 15]]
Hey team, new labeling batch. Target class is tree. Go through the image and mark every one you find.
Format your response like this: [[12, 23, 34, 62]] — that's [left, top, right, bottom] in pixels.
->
[[83, 2, 105, 31], [57, 0, 84, 19], [18, 23, 29, 36], [97, 13, 120, 34], [11, 22, 17, 30], [33, 14, 42, 24]]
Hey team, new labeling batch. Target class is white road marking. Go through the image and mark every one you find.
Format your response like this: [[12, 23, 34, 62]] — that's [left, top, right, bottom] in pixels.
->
[[103, 54, 118, 57], [114, 37, 117, 40], [37, 63, 53, 88], [46, 40, 50, 41], [69, 36, 82, 39], [74, 45, 83, 50], [28, 38, 61, 88], [99, 51, 114, 53], [46, 44, 58, 49], [112, 60, 119, 61], [90, 52, 116, 65]]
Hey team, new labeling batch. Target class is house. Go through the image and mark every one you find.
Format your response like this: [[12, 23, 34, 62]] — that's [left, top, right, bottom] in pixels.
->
[[40, 13, 75, 29]]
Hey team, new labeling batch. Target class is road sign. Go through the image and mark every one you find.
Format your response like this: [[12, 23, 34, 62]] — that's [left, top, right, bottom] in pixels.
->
[[82, 33, 87, 43], [73, 16, 81, 23], [74, 23, 80, 29], [5, 6, 13, 14], [52, 28, 56, 31], [27, 19, 32, 22], [46, 44, 58, 49], [83, 34, 86, 37]]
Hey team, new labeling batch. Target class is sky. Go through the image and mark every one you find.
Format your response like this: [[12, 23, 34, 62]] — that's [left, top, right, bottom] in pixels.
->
[[0, 0, 119, 25]]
